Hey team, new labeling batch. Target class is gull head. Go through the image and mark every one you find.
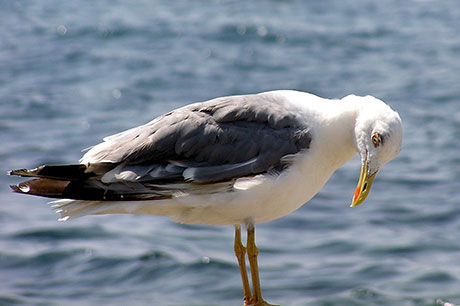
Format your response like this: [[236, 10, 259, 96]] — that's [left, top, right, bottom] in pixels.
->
[[348, 95, 403, 207]]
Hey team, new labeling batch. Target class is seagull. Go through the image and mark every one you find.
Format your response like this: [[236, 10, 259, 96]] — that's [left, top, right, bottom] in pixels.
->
[[9, 90, 402, 306]]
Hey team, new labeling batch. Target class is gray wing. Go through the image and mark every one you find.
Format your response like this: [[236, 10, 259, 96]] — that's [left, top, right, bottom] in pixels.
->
[[10, 92, 313, 201], [83, 92, 312, 183], [81, 92, 312, 184]]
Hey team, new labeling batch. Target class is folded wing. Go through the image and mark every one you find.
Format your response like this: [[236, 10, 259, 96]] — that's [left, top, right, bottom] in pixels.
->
[[10, 92, 312, 201]]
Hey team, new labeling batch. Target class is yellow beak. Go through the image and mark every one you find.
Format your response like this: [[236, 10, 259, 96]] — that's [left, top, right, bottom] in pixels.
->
[[350, 161, 377, 207]]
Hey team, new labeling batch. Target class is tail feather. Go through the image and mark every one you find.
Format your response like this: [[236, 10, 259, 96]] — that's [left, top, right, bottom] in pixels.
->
[[50, 199, 104, 221], [49, 199, 151, 221]]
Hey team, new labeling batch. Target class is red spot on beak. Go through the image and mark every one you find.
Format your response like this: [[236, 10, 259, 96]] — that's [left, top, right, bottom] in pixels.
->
[[353, 185, 360, 202]]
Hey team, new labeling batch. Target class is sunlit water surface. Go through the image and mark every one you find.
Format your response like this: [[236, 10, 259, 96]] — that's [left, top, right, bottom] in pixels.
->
[[1, 1, 460, 305]]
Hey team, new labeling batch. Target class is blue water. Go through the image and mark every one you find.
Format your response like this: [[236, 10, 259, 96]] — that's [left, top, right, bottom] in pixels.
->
[[2, 1, 460, 305]]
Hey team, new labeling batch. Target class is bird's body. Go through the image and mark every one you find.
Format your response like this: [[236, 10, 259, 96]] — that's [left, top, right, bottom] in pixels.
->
[[54, 90, 358, 225], [9, 90, 403, 306]]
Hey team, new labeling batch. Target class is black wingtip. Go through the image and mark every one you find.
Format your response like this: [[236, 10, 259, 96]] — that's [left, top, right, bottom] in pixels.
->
[[9, 184, 25, 193], [9, 179, 70, 198], [7, 164, 94, 180], [8, 168, 36, 177]]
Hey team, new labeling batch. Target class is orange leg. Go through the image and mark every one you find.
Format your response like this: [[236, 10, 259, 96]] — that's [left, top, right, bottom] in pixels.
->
[[234, 225, 252, 305], [246, 224, 278, 306]]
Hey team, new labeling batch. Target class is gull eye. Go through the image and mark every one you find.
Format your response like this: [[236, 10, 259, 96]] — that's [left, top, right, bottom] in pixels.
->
[[371, 133, 380, 147]]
